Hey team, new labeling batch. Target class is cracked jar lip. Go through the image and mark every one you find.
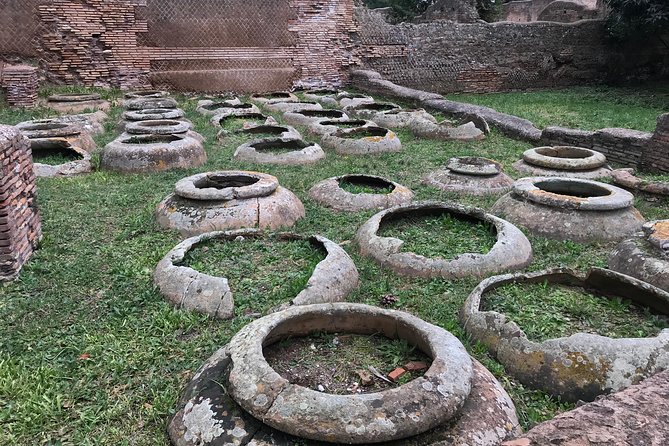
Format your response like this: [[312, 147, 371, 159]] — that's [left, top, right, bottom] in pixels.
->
[[174, 171, 279, 201]]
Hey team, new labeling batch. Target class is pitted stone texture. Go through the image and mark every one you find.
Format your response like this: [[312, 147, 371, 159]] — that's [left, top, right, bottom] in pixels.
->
[[410, 118, 486, 141], [309, 174, 414, 212], [321, 126, 401, 155], [502, 370, 669, 446], [234, 138, 325, 166], [125, 90, 170, 99], [611, 168, 669, 196], [423, 157, 514, 196], [492, 177, 644, 242], [226, 303, 473, 444], [302, 89, 340, 106], [124, 108, 186, 121], [344, 102, 402, 120], [356, 201, 532, 279], [16, 119, 97, 153], [609, 220, 669, 292], [307, 119, 375, 136], [45, 93, 110, 114], [237, 125, 301, 141], [196, 99, 261, 117], [156, 171, 304, 236], [101, 133, 206, 173], [154, 231, 357, 319], [263, 101, 323, 114], [338, 92, 376, 108], [23, 111, 107, 137], [461, 267, 669, 403], [125, 119, 192, 135], [367, 109, 436, 129], [514, 146, 611, 179], [32, 139, 92, 178], [169, 351, 518, 446], [124, 97, 178, 110], [282, 109, 348, 127], [250, 92, 299, 105]]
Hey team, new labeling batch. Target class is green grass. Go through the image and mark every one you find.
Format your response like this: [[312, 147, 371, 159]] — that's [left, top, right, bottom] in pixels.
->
[[0, 84, 667, 444], [446, 84, 669, 132], [182, 236, 324, 315], [484, 282, 669, 342]]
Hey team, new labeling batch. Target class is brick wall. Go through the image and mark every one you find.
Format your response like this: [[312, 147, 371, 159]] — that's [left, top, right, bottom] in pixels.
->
[[355, 9, 669, 94], [642, 114, 669, 173], [0, 125, 41, 281], [0, 64, 39, 107]]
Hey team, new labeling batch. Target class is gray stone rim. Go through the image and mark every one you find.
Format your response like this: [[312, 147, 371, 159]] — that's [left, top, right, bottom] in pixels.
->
[[523, 146, 606, 171], [124, 90, 169, 99], [226, 302, 473, 443], [447, 156, 502, 176], [48, 93, 101, 103], [174, 171, 279, 201], [125, 119, 191, 135], [234, 138, 326, 165], [124, 97, 178, 110], [16, 120, 82, 139], [308, 174, 414, 212], [513, 177, 635, 210], [356, 201, 533, 279], [123, 108, 185, 121], [461, 267, 669, 402]]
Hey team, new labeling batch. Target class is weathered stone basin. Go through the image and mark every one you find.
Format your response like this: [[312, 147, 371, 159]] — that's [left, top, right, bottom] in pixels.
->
[[321, 126, 401, 155], [514, 146, 611, 179], [423, 156, 514, 195], [16, 119, 97, 153], [234, 138, 325, 165], [491, 177, 644, 242], [309, 174, 414, 212], [461, 267, 669, 402], [155, 171, 304, 235]]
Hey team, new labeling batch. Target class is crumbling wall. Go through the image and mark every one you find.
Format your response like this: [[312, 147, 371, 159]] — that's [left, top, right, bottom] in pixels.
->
[[0, 126, 41, 281], [356, 8, 669, 94], [642, 114, 669, 173], [502, 0, 603, 23]]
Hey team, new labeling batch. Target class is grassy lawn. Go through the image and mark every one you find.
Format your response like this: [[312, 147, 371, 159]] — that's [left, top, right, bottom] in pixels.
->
[[447, 84, 669, 132], [1, 85, 667, 445]]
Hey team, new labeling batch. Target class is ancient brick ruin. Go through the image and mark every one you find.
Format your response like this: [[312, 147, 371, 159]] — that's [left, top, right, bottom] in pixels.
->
[[0, 64, 39, 107], [0, 125, 41, 281]]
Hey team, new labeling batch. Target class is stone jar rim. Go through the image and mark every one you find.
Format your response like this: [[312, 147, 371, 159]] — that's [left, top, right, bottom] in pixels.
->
[[174, 170, 279, 201], [513, 177, 634, 211]]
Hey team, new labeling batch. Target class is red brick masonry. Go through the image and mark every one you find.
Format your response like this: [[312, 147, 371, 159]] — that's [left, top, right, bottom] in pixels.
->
[[0, 125, 41, 281]]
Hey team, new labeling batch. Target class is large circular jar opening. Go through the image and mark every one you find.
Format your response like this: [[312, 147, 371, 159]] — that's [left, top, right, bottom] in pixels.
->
[[226, 303, 473, 444], [24, 122, 70, 132], [336, 126, 389, 139], [204, 102, 253, 111], [120, 134, 183, 145], [251, 139, 311, 152], [356, 103, 399, 112], [338, 175, 396, 194], [534, 179, 612, 198], [175, 171, 278, 201], [523, 146, 607, 171], [447, 156, 502, 176], [299, 109, 345, 119]]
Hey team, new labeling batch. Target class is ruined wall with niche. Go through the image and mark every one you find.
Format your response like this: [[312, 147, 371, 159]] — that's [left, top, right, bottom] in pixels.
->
[[355, 8, 669, 94], [0, 0, 357, 92]]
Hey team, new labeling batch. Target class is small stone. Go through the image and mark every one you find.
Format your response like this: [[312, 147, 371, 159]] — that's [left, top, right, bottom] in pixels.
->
[[404, 361, 429, 372], [388, 367, 407, 382], [357, 369, 374, 386], [317, 385, 325, 392]]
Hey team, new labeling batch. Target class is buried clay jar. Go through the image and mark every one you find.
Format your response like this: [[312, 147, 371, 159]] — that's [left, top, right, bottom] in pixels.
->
[[155, 170, 305, 235], [309, 174, 414, 212], [513, 146, 611, 179], [492, 177, 644, 242], [423, 156, 514, 196]]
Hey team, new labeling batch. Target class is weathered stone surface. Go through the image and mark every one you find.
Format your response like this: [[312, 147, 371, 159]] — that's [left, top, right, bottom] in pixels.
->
[[226, 303, 473, 444], [337, 92, 376, 108], [154, 231, 358, 319], [125, 119, 192, 135], [461, 267, 669, 402], [124, 96, 178, 110], [101, 133, 206, 173], [321, 126, 401, 155], [609, 220, 669, 292], [502, 370, 669, 446], [344, 102, 402, 121], [236, 125, 301, 141], [156, 171, 304, 236], [263, 101, 323, 114], [234, 138, 325, 165], [365, 109, 436, 129], [492, 177, 644, 242], [282, 109, 348, 127], [124, 108, 185, 121], [356, 201, 532, 279], [16, 119, 97, 153], [423, 157, 514, 196], [302, 89, 340, 106], [21, 111, 107, 137], [45, 93, 110, 113], [32, 139, 92, 178], [125, 90, 170, 99], [309, 174, 414, 212], [307, 118, 375, 136], [611, 168, 669, 196], [196, 99, 261, 117], [410, 118, 486, 141], [514, 146, 611, 179], [250, 92, 299, 105], [169, 349, 519, 446]]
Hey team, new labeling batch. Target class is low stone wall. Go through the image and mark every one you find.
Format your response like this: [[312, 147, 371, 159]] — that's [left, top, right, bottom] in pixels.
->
[[0, 64, 39, 107], [642, 114, 669, 173], [0, 125, 41, 281], [541, 126, 652, 168]]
